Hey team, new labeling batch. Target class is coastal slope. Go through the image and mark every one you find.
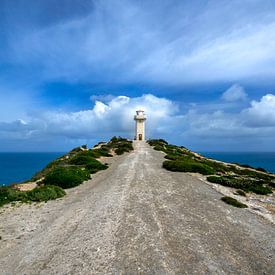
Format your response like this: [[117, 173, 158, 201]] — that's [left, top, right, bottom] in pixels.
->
[[0, 141, 274, 274]]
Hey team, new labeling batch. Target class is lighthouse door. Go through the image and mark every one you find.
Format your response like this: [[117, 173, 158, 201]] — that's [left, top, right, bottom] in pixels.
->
[[138, 134, 142, 140]]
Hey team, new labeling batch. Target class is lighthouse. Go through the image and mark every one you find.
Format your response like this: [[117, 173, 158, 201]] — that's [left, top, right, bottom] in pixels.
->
[[134, 110, 146, 141]]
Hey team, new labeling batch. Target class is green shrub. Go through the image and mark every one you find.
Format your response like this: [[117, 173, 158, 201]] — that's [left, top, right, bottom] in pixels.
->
[[147, 139, 168, 146], [221, 196, 247, 208], [234, 189, 246, 196], [26, 185, 65, 202], [256, 167, 267, 173], [0, 187, 26, 206], [31, 159, 63, 181], [69, 151, 96, 165], [163, 159, 215, 175], [0, 185, 66, 207], [43, 167, 90, 189], [69, 151, 108, 172], [85, 159, 108, 173], [237, 169, 274, 181], [93, 141, 106, 147], [158, 139, 168, 144], [207, 176, 273, 195], [207, 176, 230, 185], [154, 145, 165, 151], [115, 148, 125, 155], [114, 142, 134, 155], [247, 184, 272, 195], [69, 146, 84, 153], [110, 136, 128, 143], [239, 164, 253, 169], [164, 153, 181, 160], [236, 163, 267, 173], [91, 148, 112, 157], [201, 159, 229, 173]]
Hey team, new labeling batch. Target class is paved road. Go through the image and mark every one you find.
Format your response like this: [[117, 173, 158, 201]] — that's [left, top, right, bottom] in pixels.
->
[[0, 141, 274, 274]]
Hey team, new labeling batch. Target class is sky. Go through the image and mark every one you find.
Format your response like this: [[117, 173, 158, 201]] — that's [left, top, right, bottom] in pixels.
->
[[0, 0, 275, 152]]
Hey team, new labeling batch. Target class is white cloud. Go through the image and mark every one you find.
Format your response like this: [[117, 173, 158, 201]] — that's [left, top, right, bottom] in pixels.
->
[[1, 93, 275, 151], [0, 94, 180, 140], [222, 84, 247, 102], [183, 94, 275, 143], [5, 0, 275, 85], [243, 94, 275, 127]]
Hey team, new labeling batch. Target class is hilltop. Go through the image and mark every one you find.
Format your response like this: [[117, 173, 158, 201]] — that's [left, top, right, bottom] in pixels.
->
[[148, 139, 275, 220], [0, 139, 274, 274], [0, 137, 133, 207]]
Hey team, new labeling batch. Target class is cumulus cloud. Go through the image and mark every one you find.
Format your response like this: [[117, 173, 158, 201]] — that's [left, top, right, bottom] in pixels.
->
[[183, 93, 275, 148], [1, 1, 275, 151], [222, 84, 247, 102], [0, 94, 181, 141], [243, 94, 275, 127], [1, 93, 275, 151]]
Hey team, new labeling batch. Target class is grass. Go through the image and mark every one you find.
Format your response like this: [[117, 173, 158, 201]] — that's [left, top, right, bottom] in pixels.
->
[[221, 196, 248, 208], [0, 185, 65, 207]]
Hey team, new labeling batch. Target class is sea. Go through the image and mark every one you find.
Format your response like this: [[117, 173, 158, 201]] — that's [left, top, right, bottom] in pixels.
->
[[0, 152, 64, 186], [0, 152, 275, 186], [200, 152, 275, 174]]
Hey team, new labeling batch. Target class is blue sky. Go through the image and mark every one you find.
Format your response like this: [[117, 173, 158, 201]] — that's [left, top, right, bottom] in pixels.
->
[[0, 0, 275, 152]]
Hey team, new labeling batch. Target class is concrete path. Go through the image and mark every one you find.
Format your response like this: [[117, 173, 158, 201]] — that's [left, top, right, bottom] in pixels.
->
[[0, 141, 274, 274]]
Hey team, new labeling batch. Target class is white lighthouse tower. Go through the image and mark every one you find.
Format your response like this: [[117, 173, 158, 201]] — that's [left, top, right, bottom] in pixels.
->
[[134, 110, 146, 141]]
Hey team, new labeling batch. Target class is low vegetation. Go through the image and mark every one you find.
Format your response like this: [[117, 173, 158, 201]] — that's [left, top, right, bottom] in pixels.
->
[[236, 163, 267, 173], [148, 139, 275, 197], [0, 185, 65, 207], [207, 176, 272, 195], [26, 185, 66, 201], [69, 151, 108, 173], [110, 136, 134, 155], [221, 196, 248, 208], [163, 158, 215, 175], [234, 189, 246, 196], [1, 136, 133, 207], [31, 137, 133, 181], [43, 167, 91, 189]]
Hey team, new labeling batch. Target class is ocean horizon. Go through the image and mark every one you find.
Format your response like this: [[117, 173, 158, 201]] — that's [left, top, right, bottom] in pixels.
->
[[0, 151, 275, 186], [200, 152, 275, 174], [0, 152, 65, 186]]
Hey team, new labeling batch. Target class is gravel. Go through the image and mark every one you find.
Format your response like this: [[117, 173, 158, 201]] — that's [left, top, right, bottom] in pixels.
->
[[0, 141, 274, 274]]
